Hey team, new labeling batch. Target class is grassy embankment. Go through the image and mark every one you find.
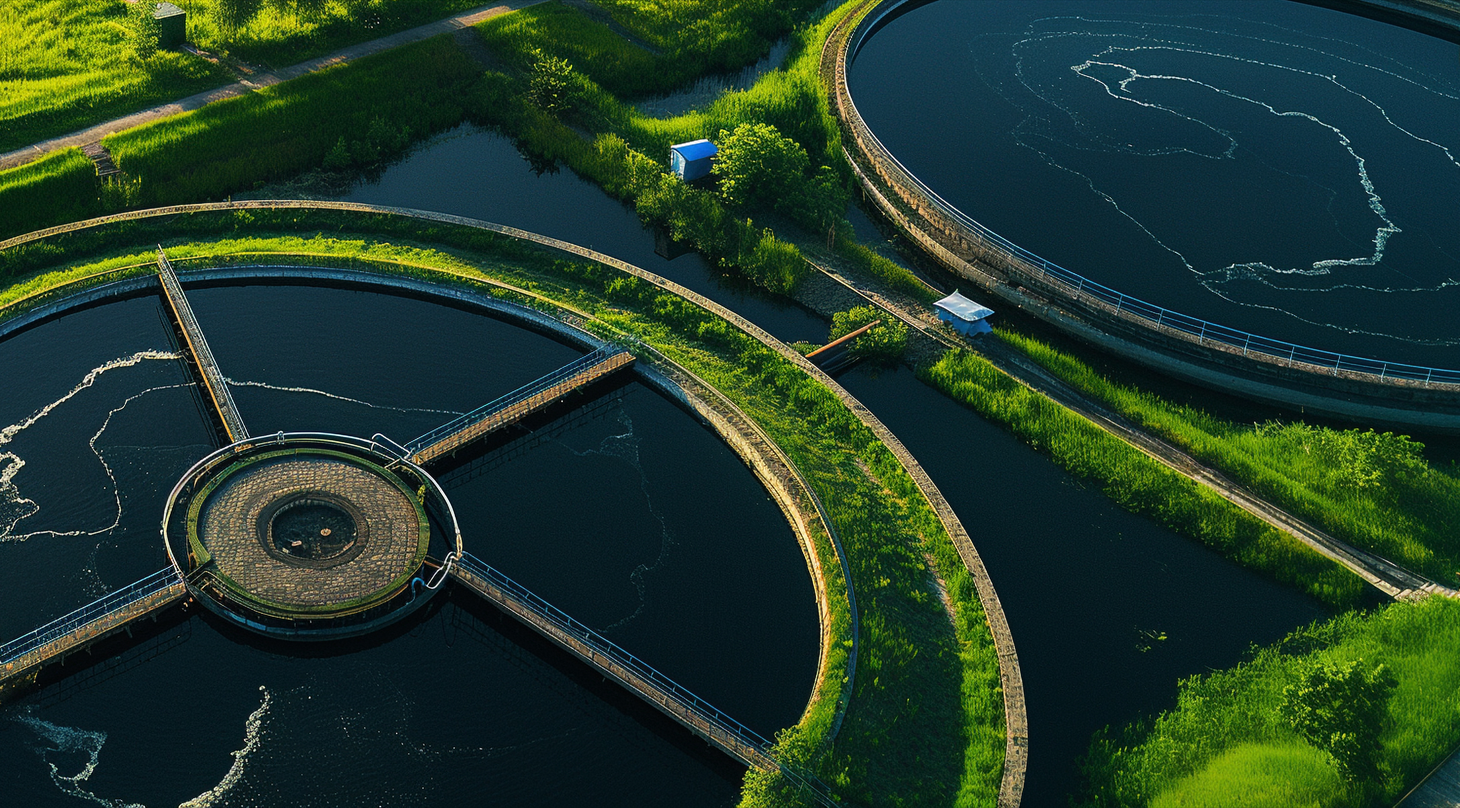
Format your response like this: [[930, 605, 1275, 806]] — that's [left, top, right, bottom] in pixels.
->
[[993, 329, 1460, 584], [0, 0, 487, 155], [919, 350, 1364, 607], [0, 0, 231, 154], [475, 0, 825, 98], [0, 34, 482, 240], [0, 206, 1007, 808], [1077, 596, 1460, 808], [467, 0, 1373, 606]]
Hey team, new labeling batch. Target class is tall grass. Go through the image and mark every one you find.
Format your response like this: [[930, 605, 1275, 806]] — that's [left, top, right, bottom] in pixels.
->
[[921, 349, 1365, 607], [180, 0, 484, 69], [0, 149, 104, 240], [999, 328, 1460, 583], [0, 0, 231, 153], [474, 0, 824, 99], [1080, 596, 1460, 808], [103, 35, 479, 205], [3, 210, 1008, 808]]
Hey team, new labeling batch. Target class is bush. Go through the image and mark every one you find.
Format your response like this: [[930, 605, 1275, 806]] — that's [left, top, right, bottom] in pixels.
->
[[830, 304, 908, 364], [527, 48, 578, 115], [713, 121, 809, 210]]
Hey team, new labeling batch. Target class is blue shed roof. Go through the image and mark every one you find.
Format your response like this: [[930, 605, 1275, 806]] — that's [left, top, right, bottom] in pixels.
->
[[671, 139, 718, 161], [934, 291, 994, 321]]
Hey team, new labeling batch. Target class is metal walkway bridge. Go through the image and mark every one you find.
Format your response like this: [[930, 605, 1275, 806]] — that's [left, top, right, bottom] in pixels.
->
[[0, 568, 187, 699], [157, 247, 250, 444], [448, 551, 841, 805], [406, 347, 635, 466]]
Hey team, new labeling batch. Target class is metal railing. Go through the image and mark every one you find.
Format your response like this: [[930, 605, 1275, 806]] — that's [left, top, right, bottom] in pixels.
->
[[156, 247, 251, 440], [405, 347, 628, 456], [160, 431, 464, 579], [0, 568, 183, 668], [452, 551, 843, 806], [835, 1, 1460, 387]]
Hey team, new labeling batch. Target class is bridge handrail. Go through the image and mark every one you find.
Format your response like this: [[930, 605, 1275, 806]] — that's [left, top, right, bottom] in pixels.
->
[[405, 347, 624, 454], [834, 1, 1460, 387], [0, 567, 180, 667], [160, 431, 463, 579], [454, 551, 772, 747], [452, 551, 843, 804]]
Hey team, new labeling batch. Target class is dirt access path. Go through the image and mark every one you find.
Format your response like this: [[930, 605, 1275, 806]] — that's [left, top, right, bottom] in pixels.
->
[[0, 1, 543, 172]]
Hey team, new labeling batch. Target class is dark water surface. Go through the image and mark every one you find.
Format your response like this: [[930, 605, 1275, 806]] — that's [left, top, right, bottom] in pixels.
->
[[346, 119, 1329, 805], [1, 91, 1350, 805], [0, 285, 817, 807], [852, 0, 1460, 368]]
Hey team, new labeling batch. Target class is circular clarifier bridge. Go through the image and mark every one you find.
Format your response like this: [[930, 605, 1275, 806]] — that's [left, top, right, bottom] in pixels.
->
[[163, 433, 462, 640]]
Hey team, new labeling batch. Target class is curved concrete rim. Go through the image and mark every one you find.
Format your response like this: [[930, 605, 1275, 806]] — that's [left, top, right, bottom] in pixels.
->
[[828, 0, 1460, 438], [0, 199, 1023, 799], [0, 221, 858, 752]]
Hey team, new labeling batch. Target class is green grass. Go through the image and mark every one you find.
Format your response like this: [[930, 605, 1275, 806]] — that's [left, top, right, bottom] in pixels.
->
[[0, 32, 481, 241], [1080, 596, 1460, 808], [920, 348, 1365, 607], [1148, 743, 1349, 808], [474, 2, 667, 97], [182, 0, 486, 69], [998, 327, 1460, 583], [0, 0, 232, 154], [0, 149, 104, 239], [0, 207, 1009, 808], [0, 0, 488, 157], [474, 0, 824, 99]]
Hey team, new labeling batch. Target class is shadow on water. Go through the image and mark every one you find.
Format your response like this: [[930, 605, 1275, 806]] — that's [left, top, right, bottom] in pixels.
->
[[836, 363, 1329, 806], [326, 118, 1341, 803], [338, 125, 830, 347]]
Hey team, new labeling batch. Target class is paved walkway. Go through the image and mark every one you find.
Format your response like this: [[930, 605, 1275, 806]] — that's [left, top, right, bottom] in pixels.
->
[[0, 1, 542, 172]]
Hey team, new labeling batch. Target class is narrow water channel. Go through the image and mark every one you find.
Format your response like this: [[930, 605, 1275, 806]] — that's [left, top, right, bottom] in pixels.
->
[[333, 119, 1332, 804]]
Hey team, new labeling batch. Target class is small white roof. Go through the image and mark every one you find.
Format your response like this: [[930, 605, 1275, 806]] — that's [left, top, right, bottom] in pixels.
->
[[934, 291, 994, 321]]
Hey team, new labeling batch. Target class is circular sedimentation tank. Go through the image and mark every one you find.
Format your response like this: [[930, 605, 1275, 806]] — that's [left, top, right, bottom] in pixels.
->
[[165, 436, 454, 640]]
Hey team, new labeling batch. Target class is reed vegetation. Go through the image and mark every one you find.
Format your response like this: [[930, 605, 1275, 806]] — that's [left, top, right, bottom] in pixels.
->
[[1, 208, 1009, 808], [921, 348, 1364, 606], [998, 329, 1460, 583], [1079, 596, 1460, 808]]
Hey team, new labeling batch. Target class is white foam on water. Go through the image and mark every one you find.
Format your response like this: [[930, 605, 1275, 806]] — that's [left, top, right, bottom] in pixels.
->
[[0, 351, 183, 543], [963, 9, 1460, 346], [222, 377, 464, 418], [559, 404, 676, 631], [178, 686, 271, 808], [15, 711, 144, 808]]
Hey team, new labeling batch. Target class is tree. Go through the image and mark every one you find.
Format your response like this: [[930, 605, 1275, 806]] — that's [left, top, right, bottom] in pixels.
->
[[830, 305, 908, 364], [712, 122, 809, 211], [127, 2, 162, 61], [1281, 658, 1396, 781], [527, 49, 578, 115]]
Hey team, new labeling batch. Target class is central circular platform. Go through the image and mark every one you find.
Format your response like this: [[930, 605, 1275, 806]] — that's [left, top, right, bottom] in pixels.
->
[[174, 441, 442, 637]]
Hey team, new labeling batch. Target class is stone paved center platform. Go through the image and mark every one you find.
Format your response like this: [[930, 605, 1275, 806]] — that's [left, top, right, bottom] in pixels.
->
[[192, 451, 430, 612]]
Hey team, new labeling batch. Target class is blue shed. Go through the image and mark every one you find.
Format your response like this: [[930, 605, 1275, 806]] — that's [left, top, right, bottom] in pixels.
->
[[670, 139, 717, 181], [934, 291, 994, 336]]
